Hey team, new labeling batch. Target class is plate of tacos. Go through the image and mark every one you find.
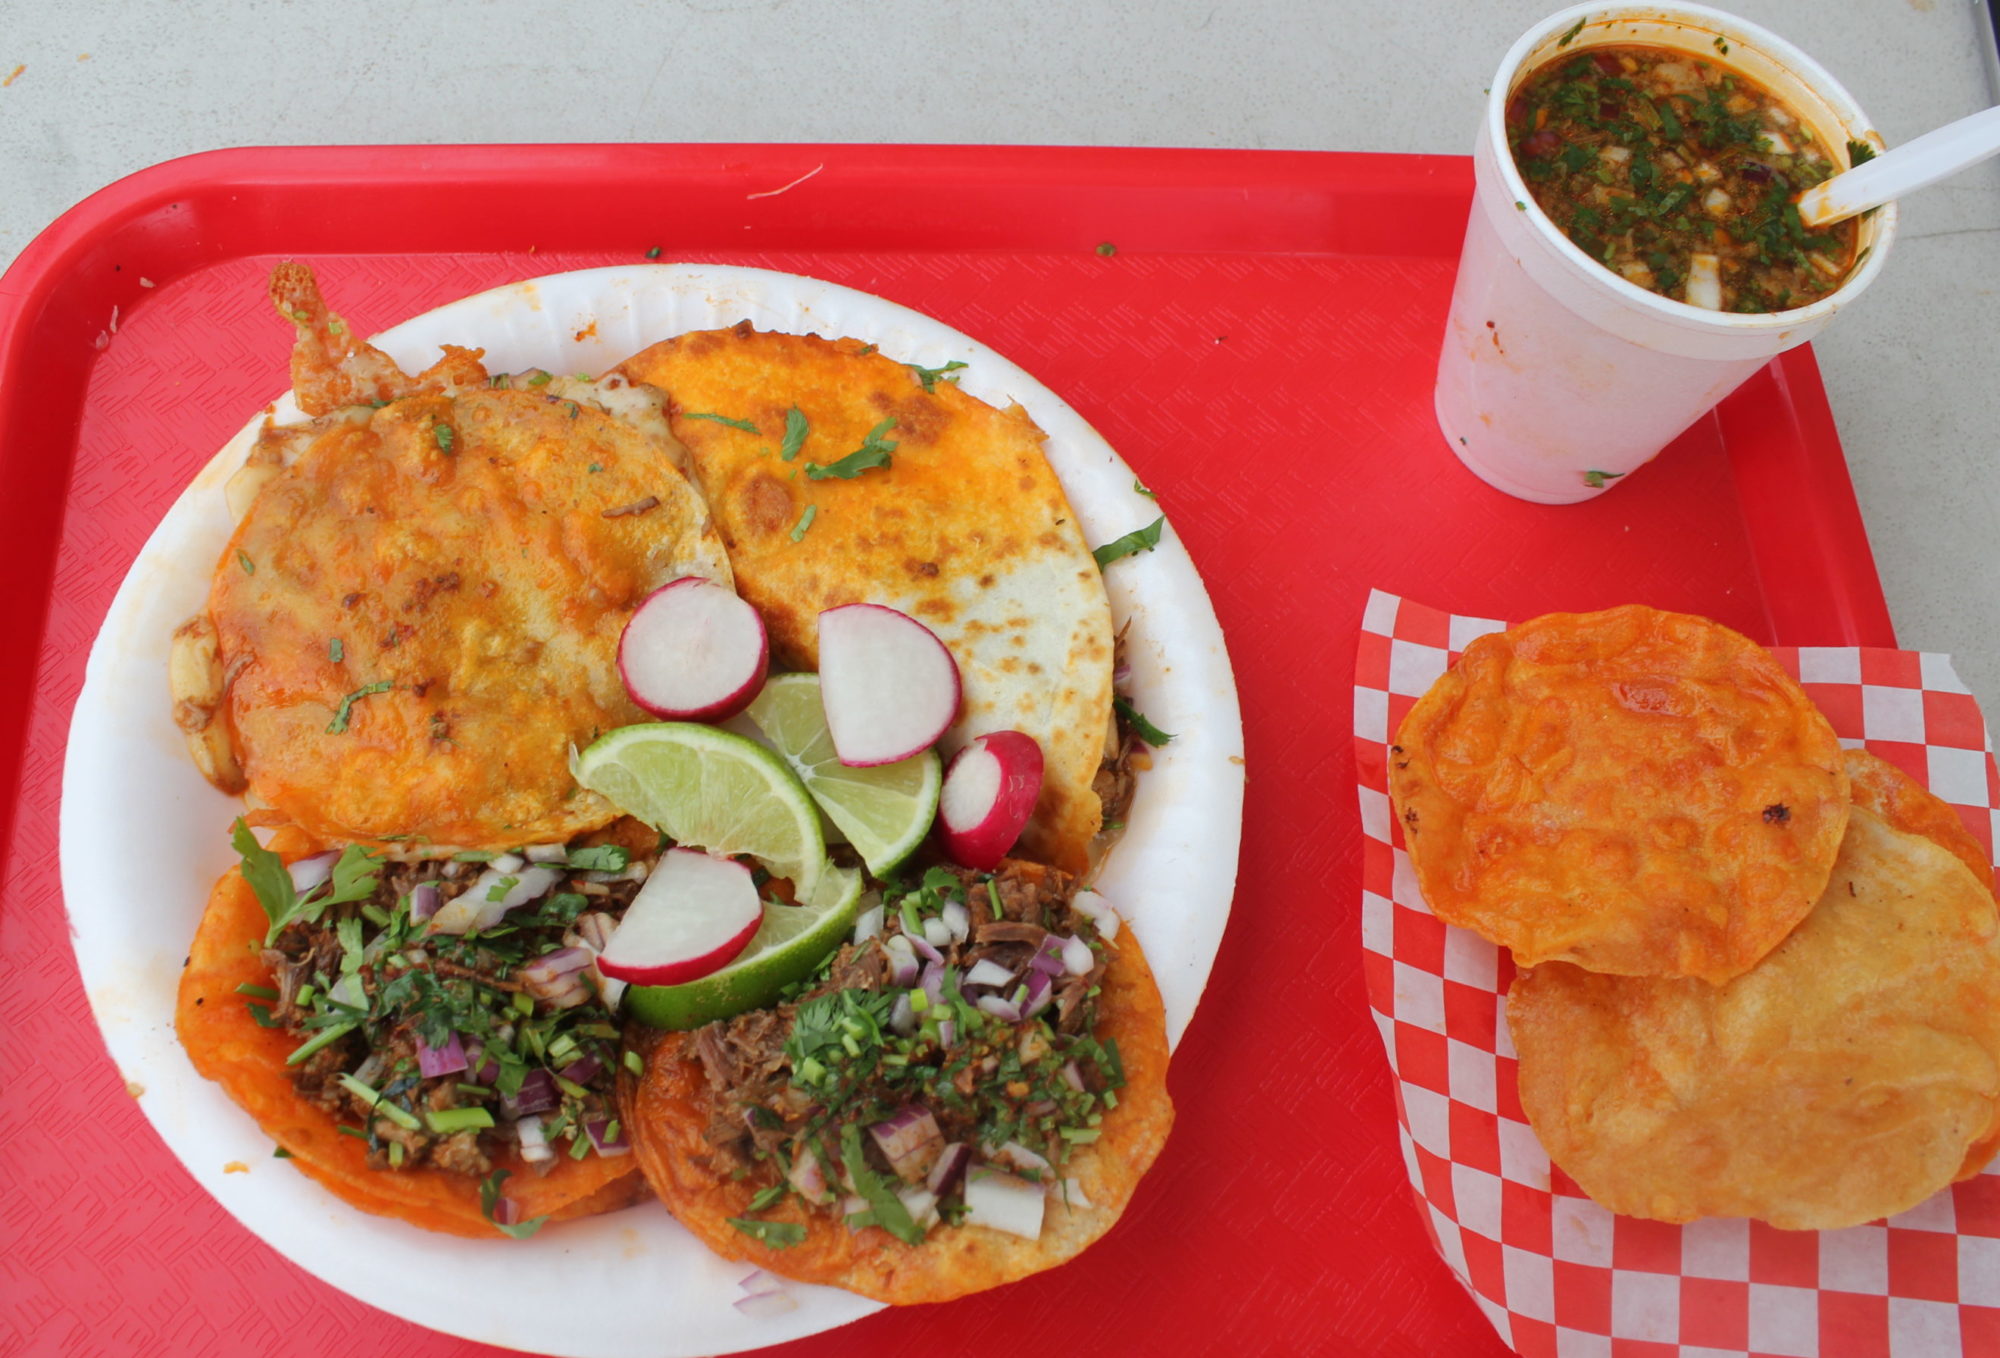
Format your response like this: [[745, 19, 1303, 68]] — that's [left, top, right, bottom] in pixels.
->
[[60, 262, 1244, 1354]]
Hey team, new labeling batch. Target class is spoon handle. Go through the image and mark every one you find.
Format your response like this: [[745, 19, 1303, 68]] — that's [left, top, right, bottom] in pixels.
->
[[1797, 104, 2000, 228]]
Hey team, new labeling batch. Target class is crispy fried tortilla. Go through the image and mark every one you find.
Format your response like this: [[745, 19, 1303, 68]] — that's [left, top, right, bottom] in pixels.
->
[[1390, 606, 1848, 983], [174, 827, 645, 1236], [173, 268, 731, 851], [1846, 747, 1996, 898], [1509, 805, 2000, 1230], [616, 325, 1115, 874], [619, 874, 1172, 1302]]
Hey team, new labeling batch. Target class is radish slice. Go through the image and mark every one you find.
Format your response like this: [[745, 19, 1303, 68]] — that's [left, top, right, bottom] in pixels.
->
[[817, 603, 962, 766], [596, 850, 763, 986], [938, 731, 1043, 870], [618, 577, 768, 722]]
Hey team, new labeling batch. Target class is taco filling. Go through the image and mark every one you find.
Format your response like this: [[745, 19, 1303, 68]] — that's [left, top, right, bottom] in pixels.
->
[[232, 826, 643, 1182], [683, 861, 1127, 1245]]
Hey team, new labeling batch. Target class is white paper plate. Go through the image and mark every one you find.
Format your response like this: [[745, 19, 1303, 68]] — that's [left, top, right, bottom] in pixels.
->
[[59, 264, 1245, 1357]]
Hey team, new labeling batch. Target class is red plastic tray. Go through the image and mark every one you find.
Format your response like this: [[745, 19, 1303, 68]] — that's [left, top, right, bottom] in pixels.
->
[[0, 145, 1894, 1357]]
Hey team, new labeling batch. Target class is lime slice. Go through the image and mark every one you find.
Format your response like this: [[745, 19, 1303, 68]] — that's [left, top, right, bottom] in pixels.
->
[[623, 863, 866, 1029], [746, 672, 942, 877], [571, 723, 825, 901]]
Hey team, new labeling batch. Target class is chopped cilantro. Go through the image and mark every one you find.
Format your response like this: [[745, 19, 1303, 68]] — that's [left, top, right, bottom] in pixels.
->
[[479, 1169, 550, 1239], [1582, 469, 1627, 489], [728, 1216, 807, 1249], [645, 245, 662, 259], [433, 423, 455, 453], [328, 637, 343, 664], [1095, 241, 1117, 256], [747, 1183, 788, 1213], [565, 844, 630, 872], [779, 406, 809, 461], [840, 1123, 924, 1244], [681, 412, 759, 433], [805, 419, 897, 480], [788, 504, 817, 542], [1091, 516, 1165, 568], [236, 550, 255, 576], [1132, 478, 1156, 500], [326, 680, 392, 735], [1846, 139, 1877, 167], [908, 360, 967, 394], [1114, 696, 1175, 747]]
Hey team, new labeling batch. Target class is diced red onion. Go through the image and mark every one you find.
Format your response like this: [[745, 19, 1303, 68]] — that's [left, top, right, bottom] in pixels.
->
[[492, 1194, 527, 1224], [940, 898, 970, 943], [788, 1142, 830, 1204], [920, 962, 944, 1005], [1070, 889, 1120, 941], [441, 860, 465, 880], [884, 934, 920, 987], [869, 1106, 943, 1182], [428, 864, 562, 935], [937, 1018, 956, 1048], [896, 1184, 939, 1232], [585, 1118, 630, 1156], [409, 883, 442, 922], [989, 1139, 1051, 1176], [734, 1291, 798, 1318], [1028, 934, 1067, 976], [840, 1194, 870, 1227], [1025, 1099, 1057, 1117], [463, 1040, 500, 1086], [976, 995, 1022, 1023], [559, 1054, 603, 1086], [592, 964, 627, 1013], [517, 1114, 553, 1164], [1024, 973, 1055, 1020], [416, 1031, 468, 1078], [739, 1268, 785, 1297], [889, 992, 917, 1037], [568, 912, 617, 952], [491, 852, 526, 873], [523, 843, 568, 863], [908, 930, 943, 965], [853, 900, 884, 944], [619, 861, 649, 883], [1061, 934, 1095, 976], [926, 1142, 971, 1195], [501, 1068, 559, 1118], [1112, 662, 1132, 685], [921, 917, 952, 950], [964, 958, 1015, 990], [963, 1167, 1045, 1241], [521, 947, 593, 989], [287, 851, 338, 898], [1062, 1060, 1087, 1093]]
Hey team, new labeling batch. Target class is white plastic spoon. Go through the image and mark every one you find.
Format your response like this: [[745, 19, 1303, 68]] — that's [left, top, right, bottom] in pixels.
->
[[1797, 104, 2000, 228]]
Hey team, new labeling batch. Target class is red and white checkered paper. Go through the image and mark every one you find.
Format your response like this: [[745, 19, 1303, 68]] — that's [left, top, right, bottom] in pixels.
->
[[1354, 590, 2000, 1358]]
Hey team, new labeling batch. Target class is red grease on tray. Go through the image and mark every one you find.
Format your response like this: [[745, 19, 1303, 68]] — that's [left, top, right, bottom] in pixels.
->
[[0, 145, 1895, 1358]]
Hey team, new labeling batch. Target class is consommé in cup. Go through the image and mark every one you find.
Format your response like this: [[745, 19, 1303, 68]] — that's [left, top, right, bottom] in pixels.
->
[[1435, 2, 1897, 505]]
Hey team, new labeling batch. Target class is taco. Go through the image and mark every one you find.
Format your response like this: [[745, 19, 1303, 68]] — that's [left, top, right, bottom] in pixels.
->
[[620, 858, 1172, 1301], [615, 326, 1118, 874], [175, 823, 652, 1236], [171, 264, 731, 853]]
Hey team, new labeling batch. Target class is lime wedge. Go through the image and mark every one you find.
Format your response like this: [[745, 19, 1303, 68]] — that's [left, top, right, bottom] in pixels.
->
[[571, 723, 825, 901], [623, 863, 867, 1029], [746, 672, 942, 877]]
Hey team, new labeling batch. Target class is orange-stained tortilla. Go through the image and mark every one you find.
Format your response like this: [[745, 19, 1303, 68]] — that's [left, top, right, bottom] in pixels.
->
[[617, 325, 1115, 874], [200, 386, 731, 851], [619, 914, 1173, 1302], [1389, 606, 1849, 983], [175, 825, 645, 1236], [1509, 806, 2000, 1230], [1846, 747, 1996, 899]]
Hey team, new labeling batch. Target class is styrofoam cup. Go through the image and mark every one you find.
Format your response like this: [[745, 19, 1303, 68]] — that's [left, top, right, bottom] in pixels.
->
[[1435, 3, 1897, 504]]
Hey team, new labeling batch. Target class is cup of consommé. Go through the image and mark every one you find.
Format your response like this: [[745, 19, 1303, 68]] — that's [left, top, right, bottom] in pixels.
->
[[1435, 2, 1896, 504]]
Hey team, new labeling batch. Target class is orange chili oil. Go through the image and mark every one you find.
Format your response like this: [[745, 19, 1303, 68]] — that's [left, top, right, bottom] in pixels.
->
[[1507, 43, 1866, 313]]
